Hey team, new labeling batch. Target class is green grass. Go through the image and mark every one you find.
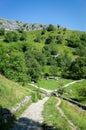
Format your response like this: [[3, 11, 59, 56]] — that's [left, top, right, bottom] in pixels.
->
[[42, 96, 71, 130], [0, 74, 31, 108], [15, 101, 31, 118], [60, 100, 86, 130], [63, 80, 86, 104], [36, 78, 73, 90]]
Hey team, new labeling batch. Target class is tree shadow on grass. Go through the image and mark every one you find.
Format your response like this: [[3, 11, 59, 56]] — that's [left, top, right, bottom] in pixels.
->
[[10, 117, 58, 130], [0, 106, 58, 130], [0, 106, 16, 130]]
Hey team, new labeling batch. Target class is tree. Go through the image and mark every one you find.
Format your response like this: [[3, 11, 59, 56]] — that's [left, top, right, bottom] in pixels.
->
[[66, 36, 81, 48], [0, 28, 5, 35], [80, 33, 86, 42], [57, 24, 60, 29], [56, 35, 63, 44], [41, 28, 46, 35], [68, 57, 86, 79], [47, 24, 55, 31], [4, 31, 19, 42], [25, 50, 42, 82], [2, 50, 29, 84], [33, 51, 47, 66], [20, 32, 27, 41], [34, 33, 41, 42], [0, 44, 9, 74], [49, 66, 58, 76], [45, 36, 55, 44], [77, 86, 86, 97], [12, 31, 19, 42]]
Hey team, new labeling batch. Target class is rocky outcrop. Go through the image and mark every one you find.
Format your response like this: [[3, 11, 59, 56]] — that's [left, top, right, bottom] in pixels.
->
[[0, 18, 47, 31]]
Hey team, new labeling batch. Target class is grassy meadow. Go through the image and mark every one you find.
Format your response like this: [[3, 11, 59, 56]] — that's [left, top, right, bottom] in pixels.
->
[[42, 96, 71, 130], [36, 78, 73, 90], [61, 100, 86, 130], [63, 80, 86, 104]]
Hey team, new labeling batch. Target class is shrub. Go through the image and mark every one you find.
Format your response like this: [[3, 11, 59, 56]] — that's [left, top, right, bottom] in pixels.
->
[[0, 28, 5, 35], [20, 32, 27, 41], [47, 24, 55, 31], [5, 31, 19, 42]]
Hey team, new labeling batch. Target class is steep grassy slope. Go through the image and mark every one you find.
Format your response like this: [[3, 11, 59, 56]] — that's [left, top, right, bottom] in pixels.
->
[[0, 74, 31, 108], [0, 25, 86, 104]]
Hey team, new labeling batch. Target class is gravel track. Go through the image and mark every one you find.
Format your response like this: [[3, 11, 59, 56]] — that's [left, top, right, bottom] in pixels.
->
[[10, 97, 49, 130]]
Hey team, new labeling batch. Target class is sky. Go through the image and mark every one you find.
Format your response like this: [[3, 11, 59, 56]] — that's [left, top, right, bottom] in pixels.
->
[[0, 0, 86, 31]]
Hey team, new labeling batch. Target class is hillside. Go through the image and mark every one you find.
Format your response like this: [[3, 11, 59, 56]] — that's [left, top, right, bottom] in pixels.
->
[[0, 20, 86, 83], [0, 18, 86, 115], [0, 74, 31, 109]]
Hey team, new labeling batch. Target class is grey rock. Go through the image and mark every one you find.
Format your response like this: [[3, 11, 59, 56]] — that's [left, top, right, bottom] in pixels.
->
[[0, 18, 47, 31]]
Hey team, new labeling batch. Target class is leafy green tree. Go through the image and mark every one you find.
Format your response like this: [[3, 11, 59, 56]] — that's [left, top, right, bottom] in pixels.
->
[[50, 43, 58, 55], [49, 66, 58, 76], [56, 35, 63, 44], [47, 56, 56, 65], [73, 45, 86, 57], [12, 31, 19, 42], [17, 27, 24, 33], [47, 24, 55, 31], [0, 44, 9, 74], [42, 45, 51, 56], [25, 50, 42, 82], [20, 31, 27, 41], [41, 28, 46, 35], [0, 28, 5, 35], [68, 57, 86, 79], [77, 87, 86, 97], [4, 31, 19, 42], [34, 33, 41, 42], [1, 50, 29, 83], [33, 51, 47, 65], [66, 36, 81, 48], [80, 33, 86, 42], [57, 24, 60, 29], [45, 36, 55, 44]]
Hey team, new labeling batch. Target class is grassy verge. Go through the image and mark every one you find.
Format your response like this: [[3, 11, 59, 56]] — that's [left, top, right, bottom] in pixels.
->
[[42, 96, 71, 130], [0, 75, 32, 108], [15, 102, 31, 118], [0, 74, 43, 130], [36, 78, 73, 90], [63, 80, 86, 104], [60, 100, 86, 130]]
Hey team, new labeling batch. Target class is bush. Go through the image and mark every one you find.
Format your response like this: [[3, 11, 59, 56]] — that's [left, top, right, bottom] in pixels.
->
[[47, 24, 55, 31], [20, 32, 27, 41], [67, 57, 86, 79], [0, 28, 5, 35], [45, 36, 55, 44], [78, 87, 86, 97], [34, 34, 41, 42], [41, 28, 46, 35], [5, 31, 19, 42]]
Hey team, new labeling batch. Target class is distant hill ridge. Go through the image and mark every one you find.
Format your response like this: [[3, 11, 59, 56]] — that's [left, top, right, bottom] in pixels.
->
[[0, 18, 47, 31]]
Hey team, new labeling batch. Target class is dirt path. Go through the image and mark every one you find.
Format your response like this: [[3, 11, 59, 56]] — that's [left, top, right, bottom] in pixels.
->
[[29, 83, 52, 94], [29, 79, 84, 94], [63, 79, 84, 88], [10, 97, 49, 130], [56, 97, 77, 130]]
